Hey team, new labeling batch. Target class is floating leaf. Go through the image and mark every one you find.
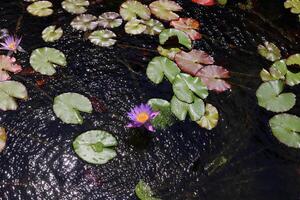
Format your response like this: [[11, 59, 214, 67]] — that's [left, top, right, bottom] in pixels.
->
[[0, 127, 7, 153], [146, 56, 180, 84], [197, 103, 219, 130], [98, 12, 123, 28], [217, 0, 228, 5], [149, 0, 182, 21], [197, 65, 231, 92], [188, 96, 205, 121], [157, 46, 181, 60], [159, 28, 192, 49], [175, 50, 214, 76], [120, 0, 151, 21], [257, 42, 281, 62], [42, 25, 63, 42], [27, 1, 53, 17], [125, 19, 146, 35], [256, 80, 296, 112], [62, 0, 89, 14], [284, 0, 300, 14], [53, 93, 93, 124], [286, 70, 300, 86], [73, 130, 117, 164], [192, 0, 216, 6], [30, 47, 67, 75], [88, 30, 117, 47], [148, 98, 175, 129], [170, 18, 201, 40], [0, 81, 28, 111], [259, 60, 287, 82], [170, 95, 188, 120], [143, 19, 165, 35], [0, 55, 22, 81], [269, 114, 300, 148], [135, 180, 161, 200], [286, 54, 300, 66], [71, 14, 98, 31]]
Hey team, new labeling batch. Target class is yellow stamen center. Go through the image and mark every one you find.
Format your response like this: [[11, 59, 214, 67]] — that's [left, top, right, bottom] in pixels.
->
[[136, 112, 149, 123], [8, 42, 16, 50]]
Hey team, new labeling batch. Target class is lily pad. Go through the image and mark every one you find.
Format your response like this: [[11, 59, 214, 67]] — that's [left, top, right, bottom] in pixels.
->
[[192, 0, 216, 6], [88, 30, 117, 47], [62, 0, 89, 14], [269, 114, 300, 148], [259, 60, 287, 82], [30, 47, 67, 75], [42, 25, 63, 42], [135, 180, 161, 200], [125, 19, 146, 35], [157, 46, 181, 60], [73, 130, 117, 164], [146, 56, 180, 84], [159, 28, 192, 49], [98, 12, 123, 28], [256, 80, 296, 112], [149, 0, 182, 21], [0, 55, 22, 81], [0, 81, 28, 111], [173, 73, 208, 103], [71, 14, 98, 31], [257, 42, 281, 62], [286, 53, 300, 66], [53, 93, 93, 124], [27, 1, 53, 17], [143, 19, 165, 35], [286, 70, 300, 86], [284, 0, 300, 14], [120, 0, 151, 21], [170, 18, 201, 40], [0, 127, 7, 153], [197, 103, 219, 130]]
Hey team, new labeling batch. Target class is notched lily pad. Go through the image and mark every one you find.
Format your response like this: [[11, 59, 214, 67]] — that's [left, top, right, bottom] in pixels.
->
[[71, 14, 98, 31], [0, 127, 7, 153], [170, 18, 201, 40], [149, 0, 182, 21], [159, 28, 192, 49], [257, 42, 281, 62], [0, 81, 28, 111], [30, 47, 67, 75], [197, 103, 219, 130], [42, 25, 63, 42], [98, 12, 123, 28], [53, 93, 93, 124], [73, 130, 117, 164], [27, 1, 53, 17], [135, 180, 161, 200], [269, 114, 300, 148], [62, 0, 89, 14], [125, 19, 146, 35], [259, 60, 287, 82], [157, 46, 181, 60], [286, 54, 300, 66], [143, 19, 165, 35], [120, 0, 151, 21], [88, 30, 117, 47]]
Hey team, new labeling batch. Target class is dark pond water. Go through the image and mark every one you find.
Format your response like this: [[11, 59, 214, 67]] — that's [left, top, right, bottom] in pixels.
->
[[0, 0, 300, 199]]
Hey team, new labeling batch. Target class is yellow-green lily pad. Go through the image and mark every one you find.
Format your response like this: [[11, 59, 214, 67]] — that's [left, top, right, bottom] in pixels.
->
[[42, 26, 63, 42], [62, 0, 89, 14], [197, 103, 219, 130], [27, 1, 53, 17]]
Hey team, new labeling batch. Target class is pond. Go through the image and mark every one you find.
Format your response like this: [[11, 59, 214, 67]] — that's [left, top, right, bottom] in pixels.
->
[[0, 0, 300, 199]]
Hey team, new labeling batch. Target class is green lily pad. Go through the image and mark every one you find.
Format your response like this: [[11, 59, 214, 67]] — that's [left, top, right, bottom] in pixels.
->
[[53, 93, 93, 124], [197, 103, 219, 130], [286, 54, 300, 66], [98, 12, 123, 28], [269, 114, 300, 148], [120, 0, 151, 21], [260, 60, 287, 81], [88, 30, 117, 47], [62, 0, 89, 14], [135, 180, 161, 200], [0, 81, 28, 111], [173, 73, 208, 103], [148, 98, 175, 129], [284, 0, 300, 14], [149, 0, 182, 21], [71, 14, 98, 31], [257, 42, 281, 61], [256, 80, 296, 112], [30, 47, 67, 75], [27, 1, 53, 17], [0, 127, 7, 153], [143, 19, 165, 35], [159, 28, 192, 49], [42, 25, 63, 42], [125, 19, 146, 35], [73, 130, 117, 164], [157, 46, 181, 60], [286, 70, 300, 86], [146, 56, 180, 84]]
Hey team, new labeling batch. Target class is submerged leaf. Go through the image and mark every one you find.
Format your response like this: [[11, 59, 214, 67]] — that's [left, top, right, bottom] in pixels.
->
[[30, 47, 67, 75], [256, 80, 296, 112], [143, 19, 165, 35], [257, 42, 281, 61], [192, 0, 216, 6], [0, 127, 7, 153], [269, 114, 300, 148], [0, 81, 28, 111], [98, 12, 123, 28], [73, 130, 117, 164], [53, 93, 93, 124], [170, 18, 201, 40], [159, 28, 192, 49], [27, 1, 53, 17], [157, 46, 181, 60], [62, 0, 89, 14], [175, 49, 214, 76], [71, 14, 98, 31], [197, 103, 219, 130], [88, 30, 117, 47], [135, 180, 161, 200], [125, 19, 146, 35], [42, 25, 63, 42], [0, 55, 22, 81], [120, 0, 151, 21], [149, 0, 182, 21]]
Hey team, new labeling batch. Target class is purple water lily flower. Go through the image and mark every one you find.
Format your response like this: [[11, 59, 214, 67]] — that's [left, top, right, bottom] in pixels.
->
[[0, 35, 25, 56], [126, 104, 159, 132]]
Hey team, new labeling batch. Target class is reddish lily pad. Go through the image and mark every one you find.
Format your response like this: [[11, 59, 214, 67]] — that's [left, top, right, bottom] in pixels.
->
[[170, 18, 201, 40], [192, 0, 216, 6], [0, 55, 22, 81], [0, 127, 7, 153], [149, 0, 182, 21]]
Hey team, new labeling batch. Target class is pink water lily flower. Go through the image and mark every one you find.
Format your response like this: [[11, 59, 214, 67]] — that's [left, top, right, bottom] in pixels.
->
[[0, 35, 25, 56], [126, 104, 159, 132]]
